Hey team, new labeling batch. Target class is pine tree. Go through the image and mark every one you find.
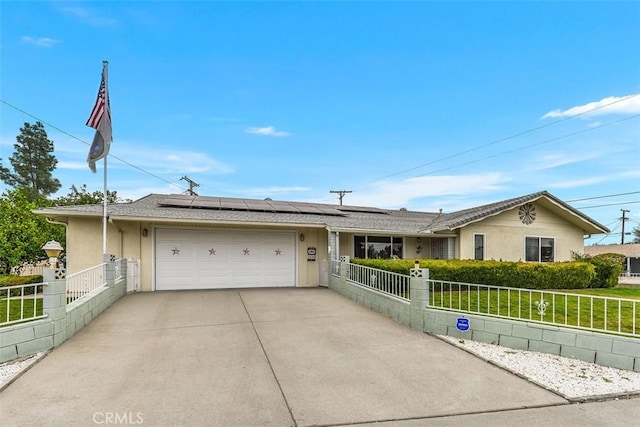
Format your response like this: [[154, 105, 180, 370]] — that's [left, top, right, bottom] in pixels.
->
[[0, 121, 61, 199]]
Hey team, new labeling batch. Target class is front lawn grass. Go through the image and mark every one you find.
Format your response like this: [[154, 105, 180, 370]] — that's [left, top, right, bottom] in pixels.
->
[[0, 297, 43, 326], [429, 286, 639, 336]]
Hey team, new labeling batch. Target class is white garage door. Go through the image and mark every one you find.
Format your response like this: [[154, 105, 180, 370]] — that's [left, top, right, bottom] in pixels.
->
[[155, 228, 296, 290]]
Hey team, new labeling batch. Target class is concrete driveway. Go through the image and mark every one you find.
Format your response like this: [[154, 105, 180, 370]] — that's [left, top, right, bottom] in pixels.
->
[[1, 288, 638, 426]]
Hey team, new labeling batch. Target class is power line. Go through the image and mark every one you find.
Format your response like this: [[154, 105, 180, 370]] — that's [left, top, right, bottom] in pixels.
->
[[595, 221, 622, 244], [566, 191, 640, 203], [0, 99, 186, 193], [409, 115, 640, 180], [574, 200, 640, 209], [376, 94, 640, 181]]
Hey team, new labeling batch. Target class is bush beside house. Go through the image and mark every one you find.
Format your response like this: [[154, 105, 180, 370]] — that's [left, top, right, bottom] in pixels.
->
[[0, 274, 44, 296], [351, 258, 605, 289]]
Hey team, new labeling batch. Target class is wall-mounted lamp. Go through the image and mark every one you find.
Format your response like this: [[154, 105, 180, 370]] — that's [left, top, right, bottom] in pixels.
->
[[142, 228, 148, 237], [42, 240, 64, 268], [300, 233, 305, 242], [416, 236, 422, 254]]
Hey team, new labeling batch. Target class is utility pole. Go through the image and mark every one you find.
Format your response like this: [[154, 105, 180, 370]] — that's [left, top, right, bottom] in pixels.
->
[[621, 209, 630, 244], [181, 176, 200, 196], [330, 190, 352, 206]]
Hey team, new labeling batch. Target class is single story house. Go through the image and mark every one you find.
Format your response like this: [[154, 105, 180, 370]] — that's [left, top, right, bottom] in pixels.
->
[[35, 190, 608, 292], [584, 243, 640, 275]]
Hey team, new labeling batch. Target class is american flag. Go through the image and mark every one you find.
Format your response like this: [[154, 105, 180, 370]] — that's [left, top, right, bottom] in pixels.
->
[[86, 76, 107, 129], [86, 61, 112, 172]]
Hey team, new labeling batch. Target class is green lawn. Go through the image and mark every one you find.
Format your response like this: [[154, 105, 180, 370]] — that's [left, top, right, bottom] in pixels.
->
[[429, 286, 640, 336], [0, 297, 44, 326]]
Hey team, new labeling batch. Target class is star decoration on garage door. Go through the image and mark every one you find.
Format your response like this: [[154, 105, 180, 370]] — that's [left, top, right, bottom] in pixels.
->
[[172, 247, 180, 255], [209, 248, 216, 255], [243, 248, 250, 255], [275, 248, 282, 256]]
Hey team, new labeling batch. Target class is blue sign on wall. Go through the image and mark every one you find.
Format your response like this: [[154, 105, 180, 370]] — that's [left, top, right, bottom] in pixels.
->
[[456, 317, 470, 332]]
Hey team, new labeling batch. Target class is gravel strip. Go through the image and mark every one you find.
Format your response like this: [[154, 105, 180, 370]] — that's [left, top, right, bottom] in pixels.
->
[[437, 335, 640, 400], [0, 353, 45, 390]]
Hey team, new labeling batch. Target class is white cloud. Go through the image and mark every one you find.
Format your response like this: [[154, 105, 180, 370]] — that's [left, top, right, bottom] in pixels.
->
[[525, 151, 602, 172], [245, 126, 291, 137], [21, 36, 60, 48], [57, 161, 89, 170], [547, 176, 611, 189], [155, 152, 234, 174], [340, 173, 509, 209], [542, 94, 640, 119], [59, 6, 118, 27]]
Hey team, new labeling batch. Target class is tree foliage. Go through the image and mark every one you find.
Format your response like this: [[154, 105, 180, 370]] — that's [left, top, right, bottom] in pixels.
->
[[54, 184, 125, 206], [0, 188, 65, 274], [633, 225, 640, 243], [0, 121, 61, 199]]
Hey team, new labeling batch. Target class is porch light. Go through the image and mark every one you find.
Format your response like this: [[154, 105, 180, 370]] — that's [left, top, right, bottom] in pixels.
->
[[42, 240, 64, 268], [414, 259, 420, 269]]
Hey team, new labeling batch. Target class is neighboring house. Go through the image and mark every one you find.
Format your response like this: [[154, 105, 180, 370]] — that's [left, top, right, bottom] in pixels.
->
[[34, 190, 608, 292], [584, 243, 640, 275]]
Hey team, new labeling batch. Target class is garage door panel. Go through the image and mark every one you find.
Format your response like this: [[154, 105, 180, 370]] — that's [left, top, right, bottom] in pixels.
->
[[155, 229, 295, 290]]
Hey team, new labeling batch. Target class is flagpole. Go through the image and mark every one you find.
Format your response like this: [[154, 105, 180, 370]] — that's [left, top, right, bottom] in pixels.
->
[[86, 60, 111, 256], [103, 154, 108, 255]]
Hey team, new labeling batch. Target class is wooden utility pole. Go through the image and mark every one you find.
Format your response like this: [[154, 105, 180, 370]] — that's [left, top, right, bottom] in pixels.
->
[[621, 209, 630, 244], [330, 190, 352, 206], [181, 176, 200, 196]]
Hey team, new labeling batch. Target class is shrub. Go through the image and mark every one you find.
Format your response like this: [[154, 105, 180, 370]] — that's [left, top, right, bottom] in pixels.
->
[[351, 258, 596, 290], [0, 275, 44, 296], [572, 252, 624, 288]]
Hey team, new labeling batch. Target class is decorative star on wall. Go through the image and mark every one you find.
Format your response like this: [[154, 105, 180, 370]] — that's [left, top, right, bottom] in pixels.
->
[[172, 247, 180, 255], [243, 248, 250, 255], [275, 248, 282, 256], [209, 248, 216, 255]]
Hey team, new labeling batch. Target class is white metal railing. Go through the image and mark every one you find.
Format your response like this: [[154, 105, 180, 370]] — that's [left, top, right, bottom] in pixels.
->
[[66, 263, 107, 304], [429, 279, 639, 337], [115, 258, 126, 281], [347, 263, 410, 301], [126, 258, 140, 293], [330, 259, 341, 277], [0, 282, 47, 326]]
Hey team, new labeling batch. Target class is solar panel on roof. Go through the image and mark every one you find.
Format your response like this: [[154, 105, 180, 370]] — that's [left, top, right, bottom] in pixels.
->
[[245, 200, 273, 211], [158, 196, 194, 207], [193, 199, 220, 208], [338, 205, 388, 214], [267, 202, 301, 213], [157, 195, 347, 216]]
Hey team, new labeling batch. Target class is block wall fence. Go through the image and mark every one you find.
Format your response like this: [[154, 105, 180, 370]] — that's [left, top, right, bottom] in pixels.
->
[[330, 258, 640, 372], [0, 254, 126, 363]]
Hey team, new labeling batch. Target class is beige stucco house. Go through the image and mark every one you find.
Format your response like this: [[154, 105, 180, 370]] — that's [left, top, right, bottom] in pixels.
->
[[35, 191, 608, 292]]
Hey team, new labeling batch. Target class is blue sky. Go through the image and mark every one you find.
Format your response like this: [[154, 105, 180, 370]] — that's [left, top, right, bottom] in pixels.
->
[[1, 1, 639, 246]]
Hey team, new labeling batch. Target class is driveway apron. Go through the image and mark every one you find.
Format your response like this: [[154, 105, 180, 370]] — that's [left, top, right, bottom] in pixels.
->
[[1, 288, 568, 426]]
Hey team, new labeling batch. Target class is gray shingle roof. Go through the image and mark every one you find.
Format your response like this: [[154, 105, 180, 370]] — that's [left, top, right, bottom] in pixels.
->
[[35, 191, 609, 235]]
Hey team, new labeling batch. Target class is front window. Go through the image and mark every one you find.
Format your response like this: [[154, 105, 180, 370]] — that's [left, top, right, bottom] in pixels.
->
[[474, 234, 485, 260], [354, 236, 403, 259], [525, 237, 554, 262]]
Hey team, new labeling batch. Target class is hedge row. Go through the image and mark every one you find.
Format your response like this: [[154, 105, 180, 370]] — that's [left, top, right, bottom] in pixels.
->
[[0, 275, 44, 286], [350, 259, 600, 290]]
